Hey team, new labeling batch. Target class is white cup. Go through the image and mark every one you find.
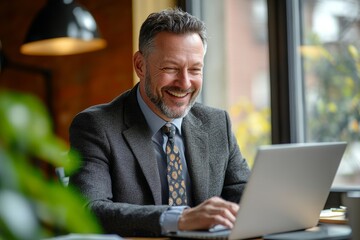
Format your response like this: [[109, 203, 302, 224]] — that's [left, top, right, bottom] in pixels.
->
[[342, 191, 360, 240]]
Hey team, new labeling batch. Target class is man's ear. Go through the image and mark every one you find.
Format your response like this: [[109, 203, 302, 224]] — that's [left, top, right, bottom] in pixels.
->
[[133, 51, 145, 79]]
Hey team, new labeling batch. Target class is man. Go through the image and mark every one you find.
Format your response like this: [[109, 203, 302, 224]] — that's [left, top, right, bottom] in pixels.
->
[[69, 8, 250, 237]]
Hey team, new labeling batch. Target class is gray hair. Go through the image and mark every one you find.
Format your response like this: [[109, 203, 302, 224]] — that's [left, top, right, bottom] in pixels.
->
[[139, 8, 207, 58]]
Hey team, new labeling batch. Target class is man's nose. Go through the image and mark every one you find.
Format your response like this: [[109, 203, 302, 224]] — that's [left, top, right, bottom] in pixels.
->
[[177, 69, 191, 89]]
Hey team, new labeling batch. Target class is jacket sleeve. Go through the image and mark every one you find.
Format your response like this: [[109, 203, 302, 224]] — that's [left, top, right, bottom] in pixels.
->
[[221, 111, 251, 203], [68, 110, 168, 237]]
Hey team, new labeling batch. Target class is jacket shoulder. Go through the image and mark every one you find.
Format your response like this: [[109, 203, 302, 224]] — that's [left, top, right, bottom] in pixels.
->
[[187, 102, 229, 126], [191, 102, 226, 114]]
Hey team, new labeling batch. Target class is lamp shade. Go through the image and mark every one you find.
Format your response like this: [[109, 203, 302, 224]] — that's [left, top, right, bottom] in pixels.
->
[[20, 0, 107, 56]]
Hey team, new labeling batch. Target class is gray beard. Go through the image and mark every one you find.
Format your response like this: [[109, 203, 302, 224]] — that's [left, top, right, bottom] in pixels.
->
[[144, 72, 196, 119]]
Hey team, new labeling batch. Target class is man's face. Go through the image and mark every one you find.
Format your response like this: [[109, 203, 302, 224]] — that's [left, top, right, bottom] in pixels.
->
[[138, 32, 205, 121]]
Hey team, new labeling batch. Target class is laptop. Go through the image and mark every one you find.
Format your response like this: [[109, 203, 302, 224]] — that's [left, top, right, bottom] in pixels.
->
[[166, 142, 347, 240]]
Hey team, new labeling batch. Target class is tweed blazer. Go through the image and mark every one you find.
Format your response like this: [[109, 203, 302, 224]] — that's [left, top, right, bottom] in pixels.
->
[[69, 84, 250, 237]]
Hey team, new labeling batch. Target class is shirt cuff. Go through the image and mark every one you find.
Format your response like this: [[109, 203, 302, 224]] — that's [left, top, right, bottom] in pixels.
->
[[160, 206, 189, 233]]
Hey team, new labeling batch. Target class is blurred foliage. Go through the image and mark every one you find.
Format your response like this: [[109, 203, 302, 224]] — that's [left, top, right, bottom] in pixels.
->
[[230, 98, 271, 167], [300, 34, 360, 143], [0, 91, 102, 240]]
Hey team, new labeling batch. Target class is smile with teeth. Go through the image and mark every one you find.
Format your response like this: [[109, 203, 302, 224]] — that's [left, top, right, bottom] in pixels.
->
[[166, 90, 191, 98]]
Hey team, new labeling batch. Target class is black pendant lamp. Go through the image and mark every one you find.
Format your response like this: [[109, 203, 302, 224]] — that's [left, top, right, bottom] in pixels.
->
[[20, 0, 107, 56]]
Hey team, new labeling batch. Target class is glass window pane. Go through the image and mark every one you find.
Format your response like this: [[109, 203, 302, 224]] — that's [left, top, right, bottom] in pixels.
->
[[300, 0, 360, 187], [193, 0, 271, 166]]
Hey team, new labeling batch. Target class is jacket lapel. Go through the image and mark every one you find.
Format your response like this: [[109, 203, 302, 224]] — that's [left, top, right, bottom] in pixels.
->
[[122, 86, 162, 205], [120, 86, 210, 206], [182, 113, 210, 206]]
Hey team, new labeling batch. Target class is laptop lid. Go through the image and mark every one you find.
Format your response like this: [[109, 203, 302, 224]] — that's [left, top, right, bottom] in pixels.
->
[[166, 142, 347, 240], [229, 141, 347, 239]]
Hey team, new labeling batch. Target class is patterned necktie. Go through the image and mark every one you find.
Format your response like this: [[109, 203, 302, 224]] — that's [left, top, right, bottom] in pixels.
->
[[162, 122, 187, 206]]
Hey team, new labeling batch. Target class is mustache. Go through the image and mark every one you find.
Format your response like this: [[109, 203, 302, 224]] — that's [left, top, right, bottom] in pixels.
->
[[163, 86, 195, 94]]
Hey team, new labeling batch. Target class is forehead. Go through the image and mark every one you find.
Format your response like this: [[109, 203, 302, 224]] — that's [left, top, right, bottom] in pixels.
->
[[149, 32, 205, 62]]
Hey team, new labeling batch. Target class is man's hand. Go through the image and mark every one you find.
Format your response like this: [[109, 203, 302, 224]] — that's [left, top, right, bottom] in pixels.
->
[[178, 196, 239, 231]]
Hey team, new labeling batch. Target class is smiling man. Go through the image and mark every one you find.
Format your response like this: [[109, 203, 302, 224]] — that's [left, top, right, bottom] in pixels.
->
[[135, 31, 203, 121], [69, 8, 250, 237]]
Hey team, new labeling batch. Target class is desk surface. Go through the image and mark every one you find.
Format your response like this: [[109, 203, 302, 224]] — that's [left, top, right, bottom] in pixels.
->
[[126, 238, 170, 240], [126, 224, 351, 240]]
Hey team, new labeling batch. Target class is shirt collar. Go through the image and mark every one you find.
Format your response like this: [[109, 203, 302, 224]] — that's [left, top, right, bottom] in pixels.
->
[[136, 86, 183, 136]]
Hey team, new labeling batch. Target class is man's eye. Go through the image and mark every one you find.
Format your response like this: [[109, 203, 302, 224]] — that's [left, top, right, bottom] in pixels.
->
[[189, 68, 202, 75], [161, 68, 178, 73]]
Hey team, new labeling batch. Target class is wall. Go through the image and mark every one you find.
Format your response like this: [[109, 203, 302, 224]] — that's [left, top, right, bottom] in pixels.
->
[[0, 0, 134, 143]]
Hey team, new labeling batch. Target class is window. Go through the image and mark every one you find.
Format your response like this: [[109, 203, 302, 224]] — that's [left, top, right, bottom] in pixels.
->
[[190, 0, 360, 188], [189, 0, 271, 166], [298, 0, 360, 188]]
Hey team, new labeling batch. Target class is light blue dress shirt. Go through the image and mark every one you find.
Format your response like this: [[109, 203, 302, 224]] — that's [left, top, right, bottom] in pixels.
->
[[136, 87, 191, 233]]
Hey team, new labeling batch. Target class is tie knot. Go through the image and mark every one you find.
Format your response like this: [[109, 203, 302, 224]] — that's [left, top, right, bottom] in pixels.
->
[[162, 122, 176, 140]]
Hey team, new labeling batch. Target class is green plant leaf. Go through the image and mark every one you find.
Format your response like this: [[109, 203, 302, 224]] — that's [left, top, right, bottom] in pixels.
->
[[0, 91, 102, 239]]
